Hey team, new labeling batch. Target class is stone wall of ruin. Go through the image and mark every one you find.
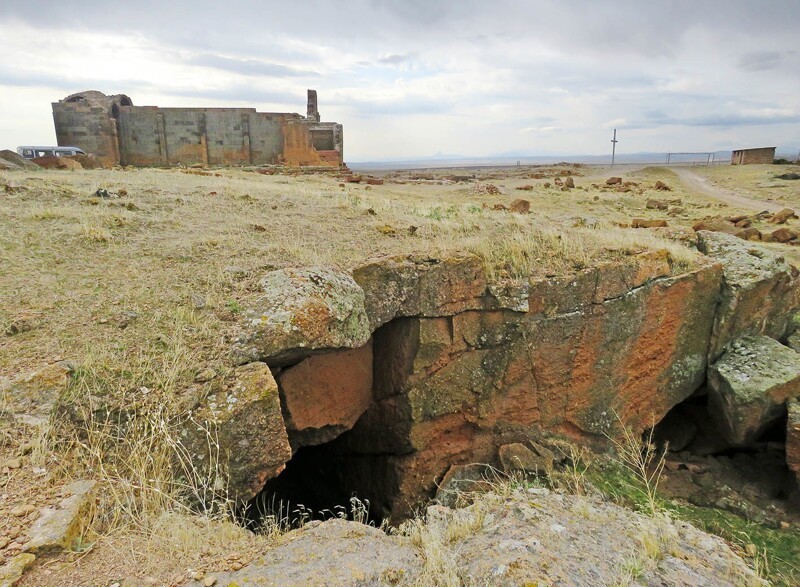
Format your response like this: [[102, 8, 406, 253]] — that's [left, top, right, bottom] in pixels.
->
[[52, 91, 344, 168]]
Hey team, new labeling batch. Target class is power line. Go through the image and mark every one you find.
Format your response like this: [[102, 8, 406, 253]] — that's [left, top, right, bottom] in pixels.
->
[[611, 129, 618, 166]]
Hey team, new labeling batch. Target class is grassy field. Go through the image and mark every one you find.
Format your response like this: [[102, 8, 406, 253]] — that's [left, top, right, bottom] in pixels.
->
[[1, 162, 798, 584]]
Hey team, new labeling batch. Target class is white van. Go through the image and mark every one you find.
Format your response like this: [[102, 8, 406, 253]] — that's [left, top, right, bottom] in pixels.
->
[[17, 146, 87, 159]]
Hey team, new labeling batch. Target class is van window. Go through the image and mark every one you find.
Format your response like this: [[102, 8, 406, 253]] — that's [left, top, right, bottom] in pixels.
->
[[22, 149, 33, 158], [36, 150, 54, 157]]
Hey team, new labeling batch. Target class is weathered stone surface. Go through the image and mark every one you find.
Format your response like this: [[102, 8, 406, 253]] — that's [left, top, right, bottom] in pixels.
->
[[697, 231, 800, 358], [435, 463, 496, 508], [509, 198, 530, 213], [0, 553, 36, 586], [707, 335, 800, 446], [764, 227, 798, 243], [787, 400, 800, 486], [337, 262, 723, 519], [185, 362, 291, 503], [768, 207, 797, 224], [787, 330, 800, 352], [0, 362, 73, 426], [24, 480, 96, 553], [353, 253, 526, 330], [692, 216, 737, 235], [278, 341, 373, 448], [187, 519, 421, 587], [31, 155, 82, 170], [631, 218, 668, 228], [498, 442, 553, 474], [232, 268, 370, 365]]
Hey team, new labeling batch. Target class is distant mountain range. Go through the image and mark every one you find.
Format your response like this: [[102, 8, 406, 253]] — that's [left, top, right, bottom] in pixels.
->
[[350, 147, 800, 170]]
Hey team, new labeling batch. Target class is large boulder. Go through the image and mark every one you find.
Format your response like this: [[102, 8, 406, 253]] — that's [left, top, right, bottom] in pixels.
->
[[707, 335, 800, 446], [277, 341, 373, 448], [183, 362, 291, 503], [787, 400, 800, 487], [697, 231, 800, 359], [232, 268, 370, 365]]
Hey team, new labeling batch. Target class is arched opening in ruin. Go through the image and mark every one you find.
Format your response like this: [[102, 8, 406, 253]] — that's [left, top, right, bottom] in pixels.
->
[[652, 393, 799, 522], [111, 104, 120, 119]]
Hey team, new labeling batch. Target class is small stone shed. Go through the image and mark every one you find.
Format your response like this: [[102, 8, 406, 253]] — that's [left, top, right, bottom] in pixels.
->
[[731, 147, 776, 165]]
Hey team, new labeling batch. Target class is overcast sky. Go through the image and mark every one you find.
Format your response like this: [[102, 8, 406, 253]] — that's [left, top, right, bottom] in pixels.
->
[[1, 0, 798, 161]]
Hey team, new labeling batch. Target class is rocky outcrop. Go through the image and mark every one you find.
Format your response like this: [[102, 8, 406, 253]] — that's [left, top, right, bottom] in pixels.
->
[[329, 259, 722, 519], [697, 231, 800, 359], [218, 239, 800, 518], [707, 335, 800, 446], [188, 519, 422, 586], [184, 362, 291, 503], [191, 490, 764, 587], [231, 268, 370, 365]]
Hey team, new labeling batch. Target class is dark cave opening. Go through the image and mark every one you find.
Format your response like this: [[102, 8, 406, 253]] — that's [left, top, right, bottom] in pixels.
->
[[240, 438, 390, 531], [652, 391, 799, 518]]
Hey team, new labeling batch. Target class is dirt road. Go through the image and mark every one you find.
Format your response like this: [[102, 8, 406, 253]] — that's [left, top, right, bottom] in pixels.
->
[[672, 167, 782, 213]]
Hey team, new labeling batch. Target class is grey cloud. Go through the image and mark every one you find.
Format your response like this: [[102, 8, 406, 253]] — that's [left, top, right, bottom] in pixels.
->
[[644, 110, 800, 128], [738, 51, 784, 72], [377, 54, 412, 65], [186, 54, 319, 78]]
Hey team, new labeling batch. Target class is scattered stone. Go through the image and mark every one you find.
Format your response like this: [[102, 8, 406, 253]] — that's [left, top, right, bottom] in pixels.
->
[[631, 218, 668, 228], [776, 172, 800, 180], [763, 228, 798, 243], [10, 505, 36, 518], [0, 553, 36, 586], [0, 362, 74, 426], [498, 442, 554, 475], [606, 177, 622, 185], [564, 177, 575, 189], [376, 224, 397, 235], [24, 480, 96, 553], [543, 182, 551, 188], [509, 199, 530, 214], [190, 294, 206, 309], [655, 180, 671, 191], [194, 369, 216, 383], [768, 208, 797, 224], [435, 464, 496, 508], [4, 458, 21, 470], [0, 150, 39, 169], [231, 268, 370, 365], [646, 198, 668, 210], [516, 184, 534, 191], [203, 577, 217, 587], [707, 335, 800, 446], [476, 184, 501, 195], [93, 188, 118, 199], [692, 216, 737, 235], [734, 218, 752, 228], [365, 178, 383, 185], [492, 203, 508, 211], [734, 227, 761, 241]]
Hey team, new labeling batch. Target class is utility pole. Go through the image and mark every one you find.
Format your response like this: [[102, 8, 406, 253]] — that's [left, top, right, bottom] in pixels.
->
[[611, 129, 618, 166]]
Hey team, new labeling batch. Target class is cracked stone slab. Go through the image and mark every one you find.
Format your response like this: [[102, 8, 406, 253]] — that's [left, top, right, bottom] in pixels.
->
[[708, 335, 800, 446]]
